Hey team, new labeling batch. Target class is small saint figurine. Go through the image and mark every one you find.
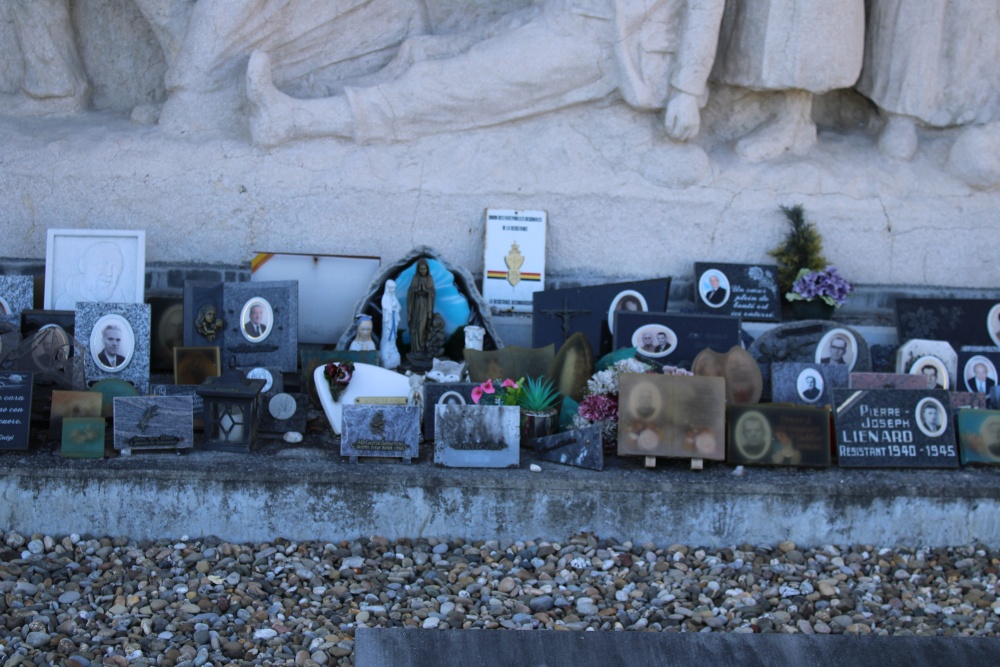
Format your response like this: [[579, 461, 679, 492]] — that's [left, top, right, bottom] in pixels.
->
[[380, 280, 401, 370], [406, 258, 436, 356], [349, 315, 376, 351]]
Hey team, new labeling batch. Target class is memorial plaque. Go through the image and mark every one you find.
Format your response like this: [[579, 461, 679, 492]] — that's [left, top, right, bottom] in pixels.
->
[[222, 281, 298, 373], [434, 404, 520, 468], [532, 279, 670, 357], [483, 208, 546, 315], [727, 405, 831, 467], [183, 280, 226, 347], [957, 410, 1000, 464], [0, 276, 34, 328], [113, 395, 194, 454], [0, 372, 33, 450], [532, 425, 603, 470], [423, 382, 477, 441], [61, 417, 106, 458], [772, 363, 848, 406], [832, 389, 959, 468], [692, 346, 763, 404], [342, 405, 420, 462], [896, 340, 957, 390], [693, 262, 780, 321], [49, 390, 103, 439], [614, 312, 741, 370], [174, 346, 221, 385], [617, 374, 725, 461], [76, 301, 151, 394], [849, 373, 931, 390], [896, 298, 1000, 349], [148, 296, 184, 372], [151, 384, 205, 426], [258, 392, 308, 434]]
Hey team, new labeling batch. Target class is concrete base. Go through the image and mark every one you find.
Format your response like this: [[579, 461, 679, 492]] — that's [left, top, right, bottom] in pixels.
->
[[2, 436, 999, 547]]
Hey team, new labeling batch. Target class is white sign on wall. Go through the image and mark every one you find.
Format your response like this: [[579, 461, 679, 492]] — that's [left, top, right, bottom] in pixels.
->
[[483, 209, 546, 314]]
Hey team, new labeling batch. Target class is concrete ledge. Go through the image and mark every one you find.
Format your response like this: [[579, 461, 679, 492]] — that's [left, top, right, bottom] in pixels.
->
[[354, 628, 1000, 667], [2, 440, 999, 547]]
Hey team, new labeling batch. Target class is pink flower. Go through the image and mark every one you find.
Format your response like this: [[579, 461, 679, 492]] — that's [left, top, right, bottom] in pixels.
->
[[471, 379, 495, 404], [501, 379, 518, 389]]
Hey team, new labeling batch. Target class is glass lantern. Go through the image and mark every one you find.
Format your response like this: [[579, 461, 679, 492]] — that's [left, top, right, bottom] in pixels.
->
[[196, 369, 266, 452]]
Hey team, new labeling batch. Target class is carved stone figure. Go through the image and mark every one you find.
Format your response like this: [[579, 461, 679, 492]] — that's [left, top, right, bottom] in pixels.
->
[[711, 0, 865, 161], [406, 259, 436, 356], [246, 0, 726, 146], [379, 280, 401, 370], [857, 1, 1000, 160]]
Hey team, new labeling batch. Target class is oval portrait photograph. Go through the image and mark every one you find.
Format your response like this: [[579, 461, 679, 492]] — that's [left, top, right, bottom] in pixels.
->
[[796, 368, 824, 404], [915, 397, 947, 438], [90, 314, 136, 373], [964, 356, 998, 394], [607, 290, 648, 335], [631, 325, 677, 358], [979, 415, 1000, 461], [698, 269, 730, 309], [989, 303, 1000, 348], [734, 411, 772, 461], [815, 328, 857, 371], [241, 296, 274, 343], [909, 355, 948, 390]]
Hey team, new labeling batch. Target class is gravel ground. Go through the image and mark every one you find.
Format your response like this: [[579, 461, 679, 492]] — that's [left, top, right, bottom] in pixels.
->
[[2, 531, 999, 666]]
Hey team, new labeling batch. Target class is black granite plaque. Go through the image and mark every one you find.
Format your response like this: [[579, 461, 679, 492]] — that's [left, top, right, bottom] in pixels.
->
[[342, 405, 420, 462], [0, 372, 33, 450], [693, 262, 780, 321], [222, 281, 298, 373], [532, 426, 603, 470], [832, 389, 959, 468], [613, 312, 741, 370], [727, 404, 831, 467], [896, 298, 1000, 349], [423, 382, 477, 441], [258, 392, 308, 434], [957, 409, 1000, 464], [532, 279, 670, 358], [772, 363, 849, 406]]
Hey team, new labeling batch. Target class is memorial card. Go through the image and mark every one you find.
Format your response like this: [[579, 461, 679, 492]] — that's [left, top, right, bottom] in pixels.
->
[[483, 209, 546, 314], [727, 405, 831, 467], [896, 298, 1000, 349], [223, 281, 298, 373], [174, 346, 222, 385], [61, 417, 106, 458], [49, 390, 103, 439], [771, 363, 848, 406], [113, 395, 194, 454], [434, 404, 520, 468], [957, 410, 1000, 465], [849, 373, 931, 391], [832, 389, 959, 468], [617, 374, 725, 461], [693, 262, 781, 321], [44, 229, 145, 310], [614, 312, 741, 370], [423, 382, 477, 441], [0, 372, 33, 451], [532, 425, 603, 471], [183, 280, 226, 347], [532, 279, 670, 357], [76, 302, 151, 394], [342, 404, 420, 462]]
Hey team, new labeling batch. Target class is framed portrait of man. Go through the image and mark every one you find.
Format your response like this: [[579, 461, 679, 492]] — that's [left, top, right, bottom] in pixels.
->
[[963, 355, 999, 395], [44, 229, 145, 310], [240, 297, 274, 343], [76, 302, 151, 394], [815, 328, 858, 371], [89, 314, 136, 373], [908, 355, 949, 391]]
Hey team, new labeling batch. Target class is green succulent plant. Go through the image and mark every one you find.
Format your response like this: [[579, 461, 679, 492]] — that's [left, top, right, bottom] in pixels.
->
[[518, 375, 561, 413]]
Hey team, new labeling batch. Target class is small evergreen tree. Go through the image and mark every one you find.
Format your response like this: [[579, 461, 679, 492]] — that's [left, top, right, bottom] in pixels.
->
[[768, 204, 827, 297]]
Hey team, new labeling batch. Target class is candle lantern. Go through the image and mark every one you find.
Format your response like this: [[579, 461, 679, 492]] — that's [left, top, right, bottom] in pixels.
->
[[196, 369, 266, 452]]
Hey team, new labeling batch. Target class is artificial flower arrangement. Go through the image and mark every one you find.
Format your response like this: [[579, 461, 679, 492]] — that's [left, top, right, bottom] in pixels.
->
[[471, 377, 524, 406], [785, 265, 853, 308], [323, 360, 354, 400]]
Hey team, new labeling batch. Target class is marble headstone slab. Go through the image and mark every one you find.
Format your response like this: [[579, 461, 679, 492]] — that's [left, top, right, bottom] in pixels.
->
[[727, 404, 831, 467], [434, 404, 520, 468], [342, 405, 420, 462], [183, 280, 226, 347], [617, 374, 726, 461], [849, 373, 931, 390], [532, 425, 603, 470], [895, 339, 957, 390], [693, 262, 780, 322], [532, 278, 670, 358], [423, 382, 477, 441], [76, 302, 151, 394], [113, 395, 194, 454], [771, 362, 849, 406], [0, 372, 32, 451], [896, 298, 1000, 349], [61, 417, 106, 458], [957, 409, 1000, 465], [258, 393, 308, 434], [832, 388, 958, 468], [222, 281, 298, 373], [614, 312, 741, 371], [151, 385, 205, 425], [0, 276, 33, 329]]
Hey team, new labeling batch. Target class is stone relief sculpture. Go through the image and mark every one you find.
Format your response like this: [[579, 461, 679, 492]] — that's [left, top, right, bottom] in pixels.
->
[[857, 0, 1000, 161], [245, 0, 726, 146], [711, 0, 865, 161]]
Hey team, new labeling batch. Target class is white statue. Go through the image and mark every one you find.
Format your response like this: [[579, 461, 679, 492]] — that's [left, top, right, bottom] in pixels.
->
[[711, 0, 865, 161], [246, 0, 726, 146], [857, 1, 1000, 160], [348, 315, 377, 352], [379, 280, 401, 370]]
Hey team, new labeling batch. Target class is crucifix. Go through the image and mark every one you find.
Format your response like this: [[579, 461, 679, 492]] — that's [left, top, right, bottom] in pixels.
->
[[539, 297, 591, 339]]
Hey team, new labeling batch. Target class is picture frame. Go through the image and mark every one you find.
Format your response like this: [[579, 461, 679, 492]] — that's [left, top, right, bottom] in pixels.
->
[[727, 405, 831, 467], [173, 346, 222, 385], [76, 302, 151, 394], [44, 229, 145, 310], [814, 328, 859, 372]]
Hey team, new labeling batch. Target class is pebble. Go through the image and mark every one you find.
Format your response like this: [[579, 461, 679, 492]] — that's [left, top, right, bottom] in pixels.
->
[[284, 431, 304, 443], [0, 530, 996, 665]]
